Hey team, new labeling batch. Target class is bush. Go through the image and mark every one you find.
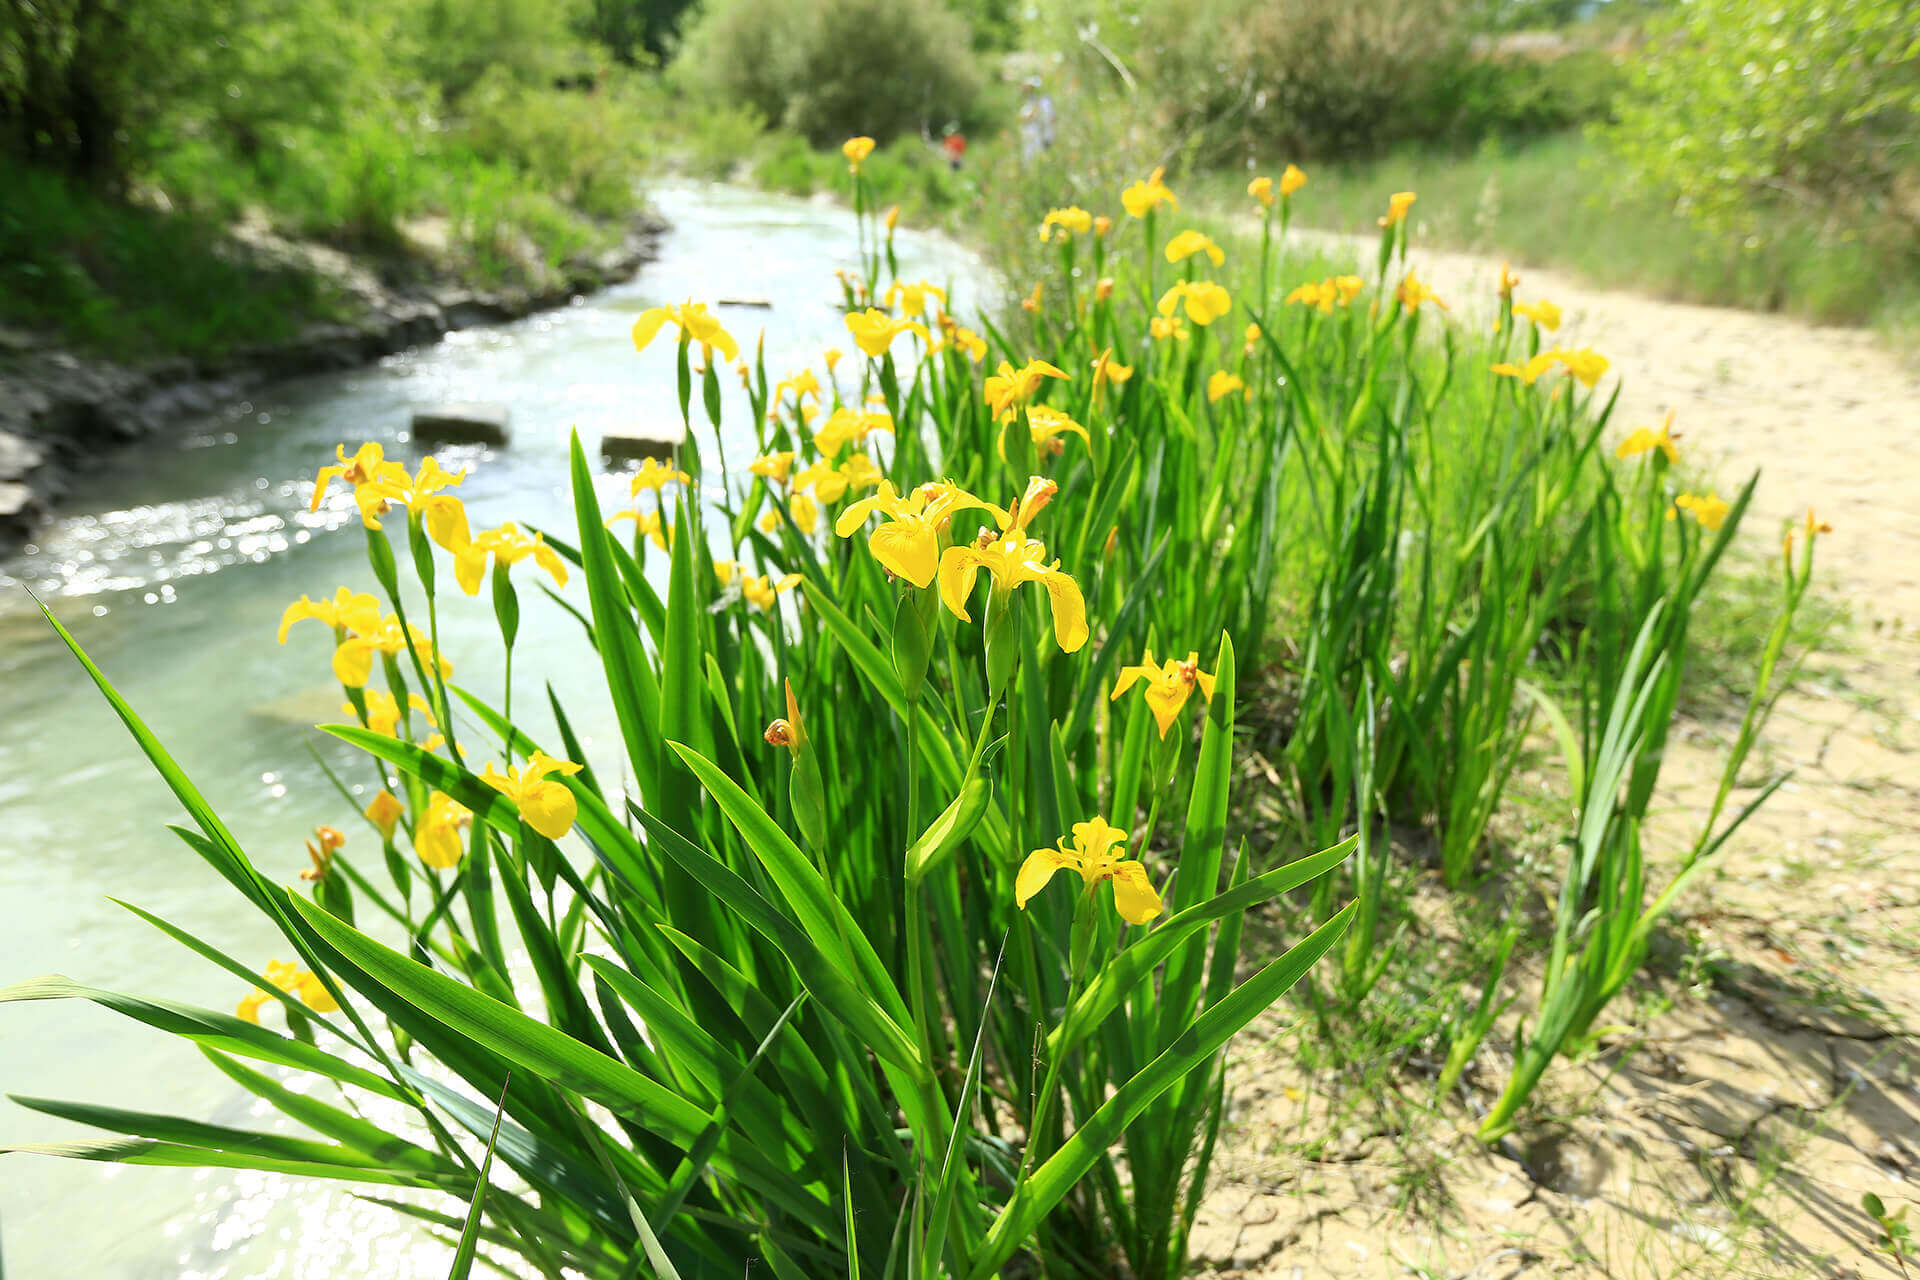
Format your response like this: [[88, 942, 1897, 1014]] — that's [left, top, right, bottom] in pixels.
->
[[1604, 0, 1920, 240], [458, 70, 645, 221], [1037, 0, 1623, 164], [680, 0, 984, 145]]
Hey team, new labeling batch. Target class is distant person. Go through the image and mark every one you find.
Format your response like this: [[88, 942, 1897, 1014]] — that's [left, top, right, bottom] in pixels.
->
[[1019, 78, 1055, 158], [942, 131, 967, 171]]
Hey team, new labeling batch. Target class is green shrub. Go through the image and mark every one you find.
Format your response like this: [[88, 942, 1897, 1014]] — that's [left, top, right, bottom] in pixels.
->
[[458, 70, 645, 221], [1036, 0, 1624, 164], [680, 0, 984, 144], [1604, 0, 1920, 240], [1443, 46, 1626, 139]]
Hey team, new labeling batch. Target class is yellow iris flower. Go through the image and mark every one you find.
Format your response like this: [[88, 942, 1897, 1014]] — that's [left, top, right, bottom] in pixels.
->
[[742, 572, 803, 611], [843, 135, 875, 173], [365, 789, 405, 843], [749, 451, 795, 485], [775, 369, 821, 405], [1280, 163, 1307, 197], [630, 458, 690, 497], [238, 959, 340, 1023], [1490, 350, 1559, 385], [632, 301, 740, 363], [1207, 371, 1246, 404], [1149, 314, 1188, 343], [608, 507, 670, 550], [1498, 262, 1520, 300], [760, 493, 821, 535], [481, 750, 583, 840], [1164, 229, 1226, 267], [1121, 166, 1179, 218], [934, 320, 988, 362], [884, 281, 947, 318], [1156, 280, 1232, 326], [455, 523, 568, 596], [1672, 491, 1731, 531], [1512, 299, 1562, 331], [1016, 816, 1164, 925], [1039, 206, 1094, 241], [301, 825, 344, 882], [796, 454, 884, 503], [278, 587, 382, 645], [1247, 175, 1274, 207], [835, 479, 997, 588], [1395, 272, 1448, 314], [845, 308, 929, 358], [415, 791, 471, 868], [1000, 406, 1090, 460], [1091, 348, 1133, 397], [1557, 347, 1610, 388], [331, 613, 451, 689], [356, 455, 470, 548], [1379, 191, 1417, 227], [814, 406, 894, 458], [984, 358, 1068, 422], [937, 533, 1089, 653], [1492, 346, 1606, 388], [1111, 650, 1217, 738], [1615, 411, 1681, 464], [353, 689, 443, 751], [311, 442, 397, 516]]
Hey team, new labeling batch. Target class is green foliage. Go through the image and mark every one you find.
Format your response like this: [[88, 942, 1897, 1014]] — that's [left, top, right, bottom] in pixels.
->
[[680, 0, 985, 144], [575, 0, 703, 66], [1028, 0, 1618, 165], [415, 0, 592, 100], [751, 134, 968, 221], [5, 156, 1816, 1270], [1604, 0, 1920, 238], [0, 167, 340, 357], [1, 0, 656, 353], [1254, 132, 1920, 333], [1865, 1191, 1915, 1269]]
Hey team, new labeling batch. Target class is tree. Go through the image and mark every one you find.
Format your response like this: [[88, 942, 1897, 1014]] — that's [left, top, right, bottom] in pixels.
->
[[577, 0, 701, 66]]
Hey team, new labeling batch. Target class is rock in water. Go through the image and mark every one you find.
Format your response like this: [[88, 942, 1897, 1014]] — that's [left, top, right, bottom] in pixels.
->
[[601, 425, 686, 464], [412, 403, 511, 447]]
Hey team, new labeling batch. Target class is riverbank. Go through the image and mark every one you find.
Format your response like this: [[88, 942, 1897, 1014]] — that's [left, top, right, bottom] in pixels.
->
[[0, 211, 666, 555]]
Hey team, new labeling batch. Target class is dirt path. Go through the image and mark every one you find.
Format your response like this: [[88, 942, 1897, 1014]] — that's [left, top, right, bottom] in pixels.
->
[[1197, 233, 1920, 1278]]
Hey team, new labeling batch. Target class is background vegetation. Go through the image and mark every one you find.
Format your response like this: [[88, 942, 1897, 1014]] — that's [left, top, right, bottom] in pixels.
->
[[6, 0, 1914, 358]]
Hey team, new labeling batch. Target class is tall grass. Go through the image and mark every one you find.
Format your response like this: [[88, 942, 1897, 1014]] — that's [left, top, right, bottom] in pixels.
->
[[0, 168, 344, 358], [1207, 132, 1920, 338], [4, 148, 1819, 1274]]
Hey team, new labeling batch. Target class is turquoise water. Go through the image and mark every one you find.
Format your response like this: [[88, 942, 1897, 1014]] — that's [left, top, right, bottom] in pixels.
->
[[0, 183, 983, 1278]]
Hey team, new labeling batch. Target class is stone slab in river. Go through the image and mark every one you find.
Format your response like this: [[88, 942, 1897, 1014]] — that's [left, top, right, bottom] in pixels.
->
[[601, 426, 686, 465], [412, 402, 511, 446]]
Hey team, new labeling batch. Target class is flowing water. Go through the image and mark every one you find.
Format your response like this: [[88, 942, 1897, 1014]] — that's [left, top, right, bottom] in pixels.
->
[[0, 183, 985, 1278]]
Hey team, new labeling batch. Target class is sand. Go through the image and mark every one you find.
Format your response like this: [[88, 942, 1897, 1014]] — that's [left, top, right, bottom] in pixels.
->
[[1196, 234, 1920, 1278]]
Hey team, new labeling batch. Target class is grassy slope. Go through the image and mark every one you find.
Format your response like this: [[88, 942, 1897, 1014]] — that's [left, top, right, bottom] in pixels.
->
[[1193, 132, 1920, 344]]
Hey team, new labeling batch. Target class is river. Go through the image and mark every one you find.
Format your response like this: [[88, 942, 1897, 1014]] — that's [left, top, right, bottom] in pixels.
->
[[0, 182, 985, 1278]]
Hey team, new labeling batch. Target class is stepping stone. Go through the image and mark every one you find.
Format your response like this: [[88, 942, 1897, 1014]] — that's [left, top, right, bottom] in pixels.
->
[[601, 425, 686, 465], [718, 297, 773, 310], [412, 402, 510, 447]]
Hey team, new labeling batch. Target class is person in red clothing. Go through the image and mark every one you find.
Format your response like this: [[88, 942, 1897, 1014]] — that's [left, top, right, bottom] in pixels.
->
[[941, 131, 967, 171]]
